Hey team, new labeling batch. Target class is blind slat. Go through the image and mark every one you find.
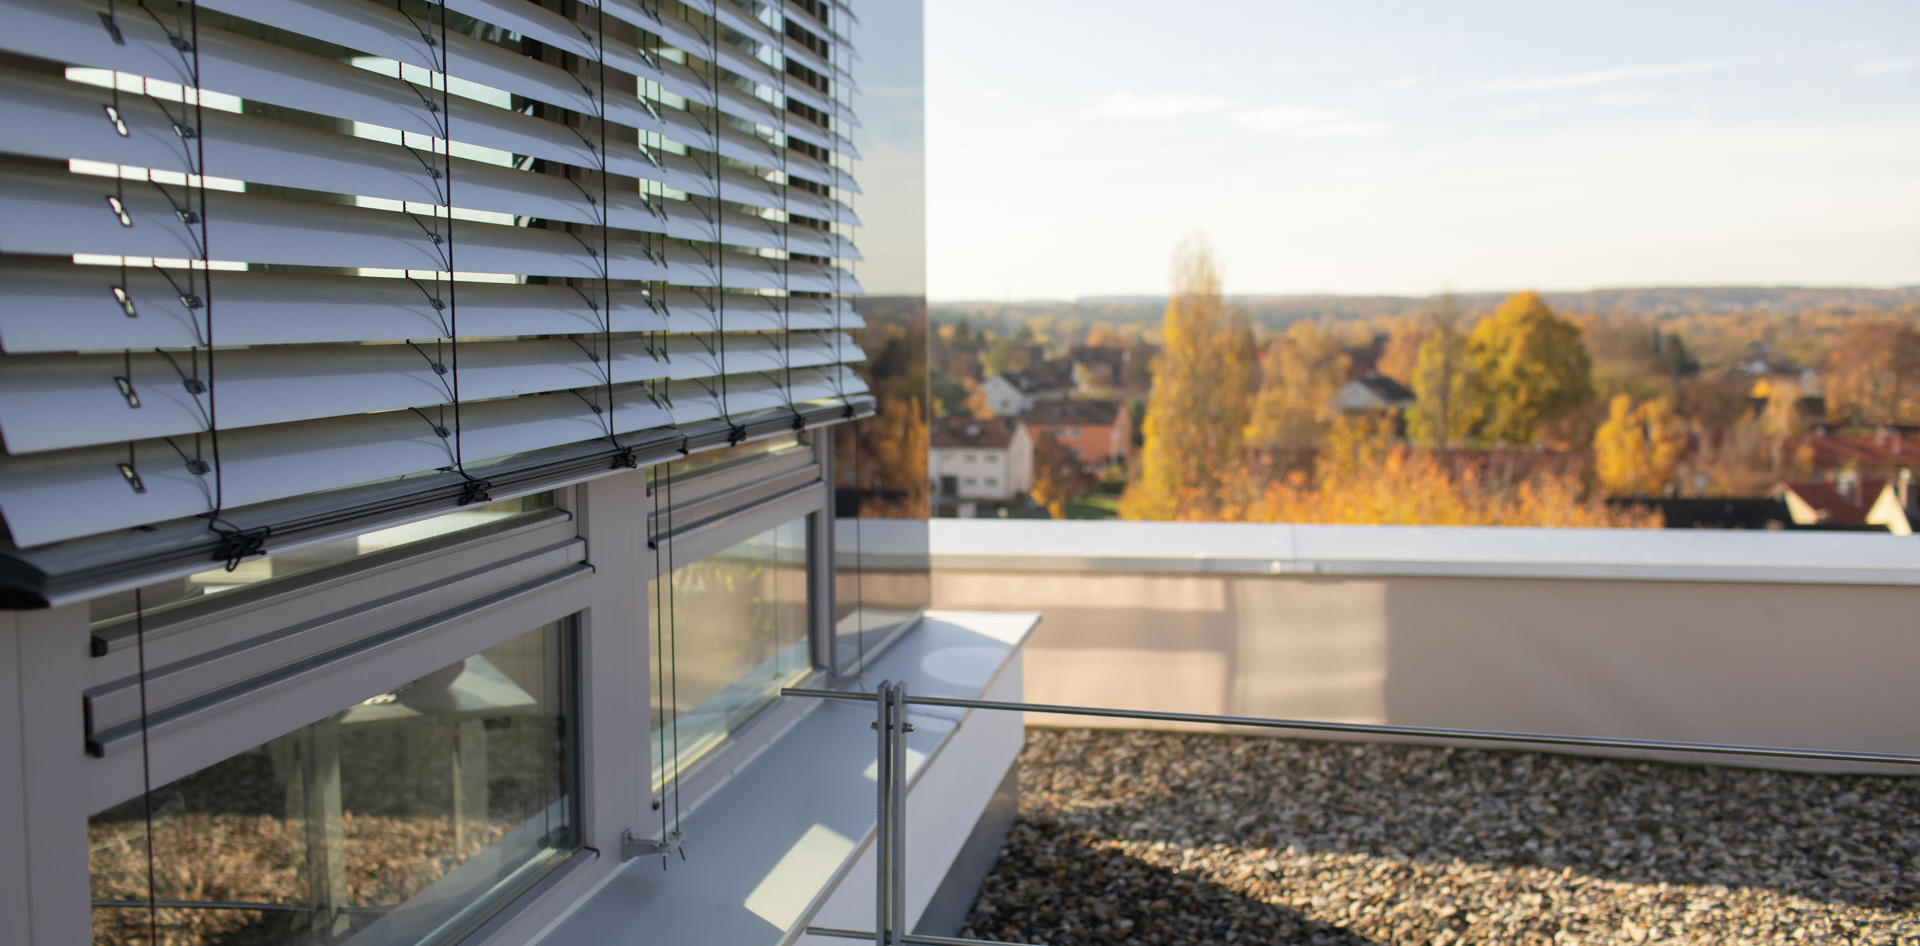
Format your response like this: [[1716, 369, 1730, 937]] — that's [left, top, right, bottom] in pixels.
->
[[0, 0, 867, 552]]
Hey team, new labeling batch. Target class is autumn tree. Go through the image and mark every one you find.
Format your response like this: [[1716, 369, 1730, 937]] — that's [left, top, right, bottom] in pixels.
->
[[1593, 394, 1686, 496], [1234, 442, 1658, 528], [1466, 292, 1594, 445], [981, 334, 1034, 377], [1406, 293, 1475, 447], [1374, 322, 1425, 387], [1029, 431, 1097, 518], [1824, 319, 1920, 426], [1245, 321, 1350, 455], [1120, 235, 1255, 521]]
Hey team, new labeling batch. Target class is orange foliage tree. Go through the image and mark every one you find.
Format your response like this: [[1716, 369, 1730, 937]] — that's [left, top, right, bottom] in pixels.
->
[[1825, 319, 1920, 426], [1229, 447, 1657, 528]]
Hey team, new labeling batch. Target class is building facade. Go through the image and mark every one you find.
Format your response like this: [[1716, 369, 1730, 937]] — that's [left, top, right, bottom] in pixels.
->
[[930, 417, 1036, 508], [0, 2, 1023, 946], [1021, 399, 1132, 468]]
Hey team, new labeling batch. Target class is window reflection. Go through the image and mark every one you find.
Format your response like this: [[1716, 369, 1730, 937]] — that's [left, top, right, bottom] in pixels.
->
[[649, 518, 811, 787], [89, 621, 576, 946], [88, 494, 557, 631]]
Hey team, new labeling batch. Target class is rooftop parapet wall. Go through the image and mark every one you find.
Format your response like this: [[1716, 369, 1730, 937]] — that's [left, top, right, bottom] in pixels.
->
[[916, 520, 1920, 774]]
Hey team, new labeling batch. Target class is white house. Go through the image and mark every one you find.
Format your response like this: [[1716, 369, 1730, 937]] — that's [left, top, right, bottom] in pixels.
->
[[930, 417, 1035, 511], [981, 363, 1075, 417]]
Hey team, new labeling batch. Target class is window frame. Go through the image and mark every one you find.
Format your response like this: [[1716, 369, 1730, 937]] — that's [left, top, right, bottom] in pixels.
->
[[84, 614, 588, 946], [632, 438, 837, 821], [7, 432, 860, 946]]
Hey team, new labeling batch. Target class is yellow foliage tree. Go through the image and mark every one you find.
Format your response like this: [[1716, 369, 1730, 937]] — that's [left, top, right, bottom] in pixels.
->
[[1466, 292, 1594, 445], [1120, 236, 1255, 521], [1232, 445, 1657, 528], [1406, 294, 1476, 447], [1593, 393, 1686, 496], [1246, 321, 1350, 453]]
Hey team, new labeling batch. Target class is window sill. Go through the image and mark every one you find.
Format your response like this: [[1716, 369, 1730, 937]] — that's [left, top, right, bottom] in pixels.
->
[[532, 610, 1040, 946]]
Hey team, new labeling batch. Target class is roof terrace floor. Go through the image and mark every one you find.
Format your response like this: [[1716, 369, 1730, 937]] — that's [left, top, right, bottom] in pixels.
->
[[961, 729, 1919, 946]]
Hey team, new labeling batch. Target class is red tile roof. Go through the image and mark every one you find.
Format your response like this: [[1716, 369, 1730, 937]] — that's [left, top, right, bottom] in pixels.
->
[[932, 416, 1017, 449]]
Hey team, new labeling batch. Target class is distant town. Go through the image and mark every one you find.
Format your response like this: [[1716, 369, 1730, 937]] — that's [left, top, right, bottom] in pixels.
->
[[922, 263, 1920, 532]]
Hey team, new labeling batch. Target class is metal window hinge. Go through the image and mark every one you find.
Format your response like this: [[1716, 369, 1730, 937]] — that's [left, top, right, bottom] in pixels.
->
[[622, 828, 686, 862]]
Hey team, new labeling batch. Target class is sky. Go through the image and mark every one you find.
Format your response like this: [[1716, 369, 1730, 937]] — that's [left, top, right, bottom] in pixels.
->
[[921, 0, 1920, 301]]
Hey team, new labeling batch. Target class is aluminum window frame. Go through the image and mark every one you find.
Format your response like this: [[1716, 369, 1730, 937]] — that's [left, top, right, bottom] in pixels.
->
[[633, 438, 838, 823]]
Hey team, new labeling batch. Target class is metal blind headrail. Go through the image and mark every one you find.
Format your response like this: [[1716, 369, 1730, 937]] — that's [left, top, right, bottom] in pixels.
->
[[0, 0, 869, 563]]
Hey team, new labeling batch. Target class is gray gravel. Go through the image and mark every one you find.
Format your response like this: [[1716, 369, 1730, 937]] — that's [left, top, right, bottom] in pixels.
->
[[962, 729, 1920, 946]]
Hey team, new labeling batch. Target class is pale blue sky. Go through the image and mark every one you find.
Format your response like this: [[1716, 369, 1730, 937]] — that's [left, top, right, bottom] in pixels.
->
[[922, 0, 1920, 300]]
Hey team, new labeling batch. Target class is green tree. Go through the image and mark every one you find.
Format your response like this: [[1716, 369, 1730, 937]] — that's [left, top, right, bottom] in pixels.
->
[[1466, 292, 1593, 445], [1406, 293, 1475, 447], [1120, 235, 1254, 521]]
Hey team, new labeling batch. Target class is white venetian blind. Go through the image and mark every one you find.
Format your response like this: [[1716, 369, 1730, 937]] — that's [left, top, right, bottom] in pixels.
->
[[0, 0, 869, 551]]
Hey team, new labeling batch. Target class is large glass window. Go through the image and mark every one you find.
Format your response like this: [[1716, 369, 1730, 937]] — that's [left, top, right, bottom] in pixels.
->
[[88, 494, 558, 631], [649, 518, 812, 788], [89, 621, 577, 946]]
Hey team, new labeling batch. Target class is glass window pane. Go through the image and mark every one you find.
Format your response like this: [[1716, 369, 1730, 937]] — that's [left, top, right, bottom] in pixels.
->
[[649, 517, 811, 788], [89, 621, 576, 946], [88, 494, 560, 630]]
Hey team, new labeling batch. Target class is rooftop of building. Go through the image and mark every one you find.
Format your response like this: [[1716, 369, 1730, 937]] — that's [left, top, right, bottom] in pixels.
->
[[996, 361, 1078, 395], [962, 729, 1918, 946], [1023, 399, 1124, 426], [932, 415, 1020, 449]]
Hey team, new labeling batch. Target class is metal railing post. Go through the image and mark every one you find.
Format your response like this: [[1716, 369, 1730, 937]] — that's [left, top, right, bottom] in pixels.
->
[[874, 679, 894, 946], [890, 680, 909, 946]]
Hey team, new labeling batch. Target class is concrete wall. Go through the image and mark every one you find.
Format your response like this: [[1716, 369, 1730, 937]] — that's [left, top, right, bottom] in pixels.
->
[[925, 520, 1920, 773]]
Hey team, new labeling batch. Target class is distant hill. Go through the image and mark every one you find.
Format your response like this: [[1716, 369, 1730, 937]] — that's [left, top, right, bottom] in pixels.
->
[[935, 286, 1920, 329]]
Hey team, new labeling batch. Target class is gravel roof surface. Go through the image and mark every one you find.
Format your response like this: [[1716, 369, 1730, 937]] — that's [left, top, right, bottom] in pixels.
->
[[961, 729, 1920, 946]]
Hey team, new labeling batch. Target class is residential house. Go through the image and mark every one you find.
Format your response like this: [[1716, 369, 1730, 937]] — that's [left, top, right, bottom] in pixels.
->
[[1333, 373, 1417, 414], [1021, 399, 1134, 468], [1808, 427, 1920, 476], [930, 416, 1036, 514], [1065, 345, 1128, 393], [1772, 471, 1918, 532], [981, 361, 1075, 417]]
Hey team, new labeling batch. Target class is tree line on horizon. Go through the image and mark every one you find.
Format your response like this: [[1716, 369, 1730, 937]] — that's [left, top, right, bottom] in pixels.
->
[[1103, 237, 1920, 527]]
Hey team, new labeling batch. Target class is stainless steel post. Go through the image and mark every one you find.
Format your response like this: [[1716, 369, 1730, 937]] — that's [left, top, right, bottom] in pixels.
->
[[874, 679, 893, 946], [890, 681, 909, 946]]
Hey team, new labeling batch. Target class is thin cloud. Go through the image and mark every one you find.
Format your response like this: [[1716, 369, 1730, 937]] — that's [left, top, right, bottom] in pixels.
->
[[1588, 92, 1655, 108], [1853, 56, 1920, 76], [1232, 105, 1391, 139], [1081, 92, 1235, 121], [1386, 75, 1425, 90], [1481, 59, 1728, 93]]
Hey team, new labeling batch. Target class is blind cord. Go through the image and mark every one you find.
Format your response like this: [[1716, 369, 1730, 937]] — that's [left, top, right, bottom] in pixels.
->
[[708, 13, 738, 444], [438, 2, 471, 494], [664, 459, 683, 840], [133, 587, 159, 945], [779, 10, 800, 429], [650, 463, 670, 861], [594, 2, 621, 460]]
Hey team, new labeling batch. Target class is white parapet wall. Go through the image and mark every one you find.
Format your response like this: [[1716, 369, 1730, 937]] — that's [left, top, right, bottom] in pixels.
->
[[925, 520, 1920, 774]]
